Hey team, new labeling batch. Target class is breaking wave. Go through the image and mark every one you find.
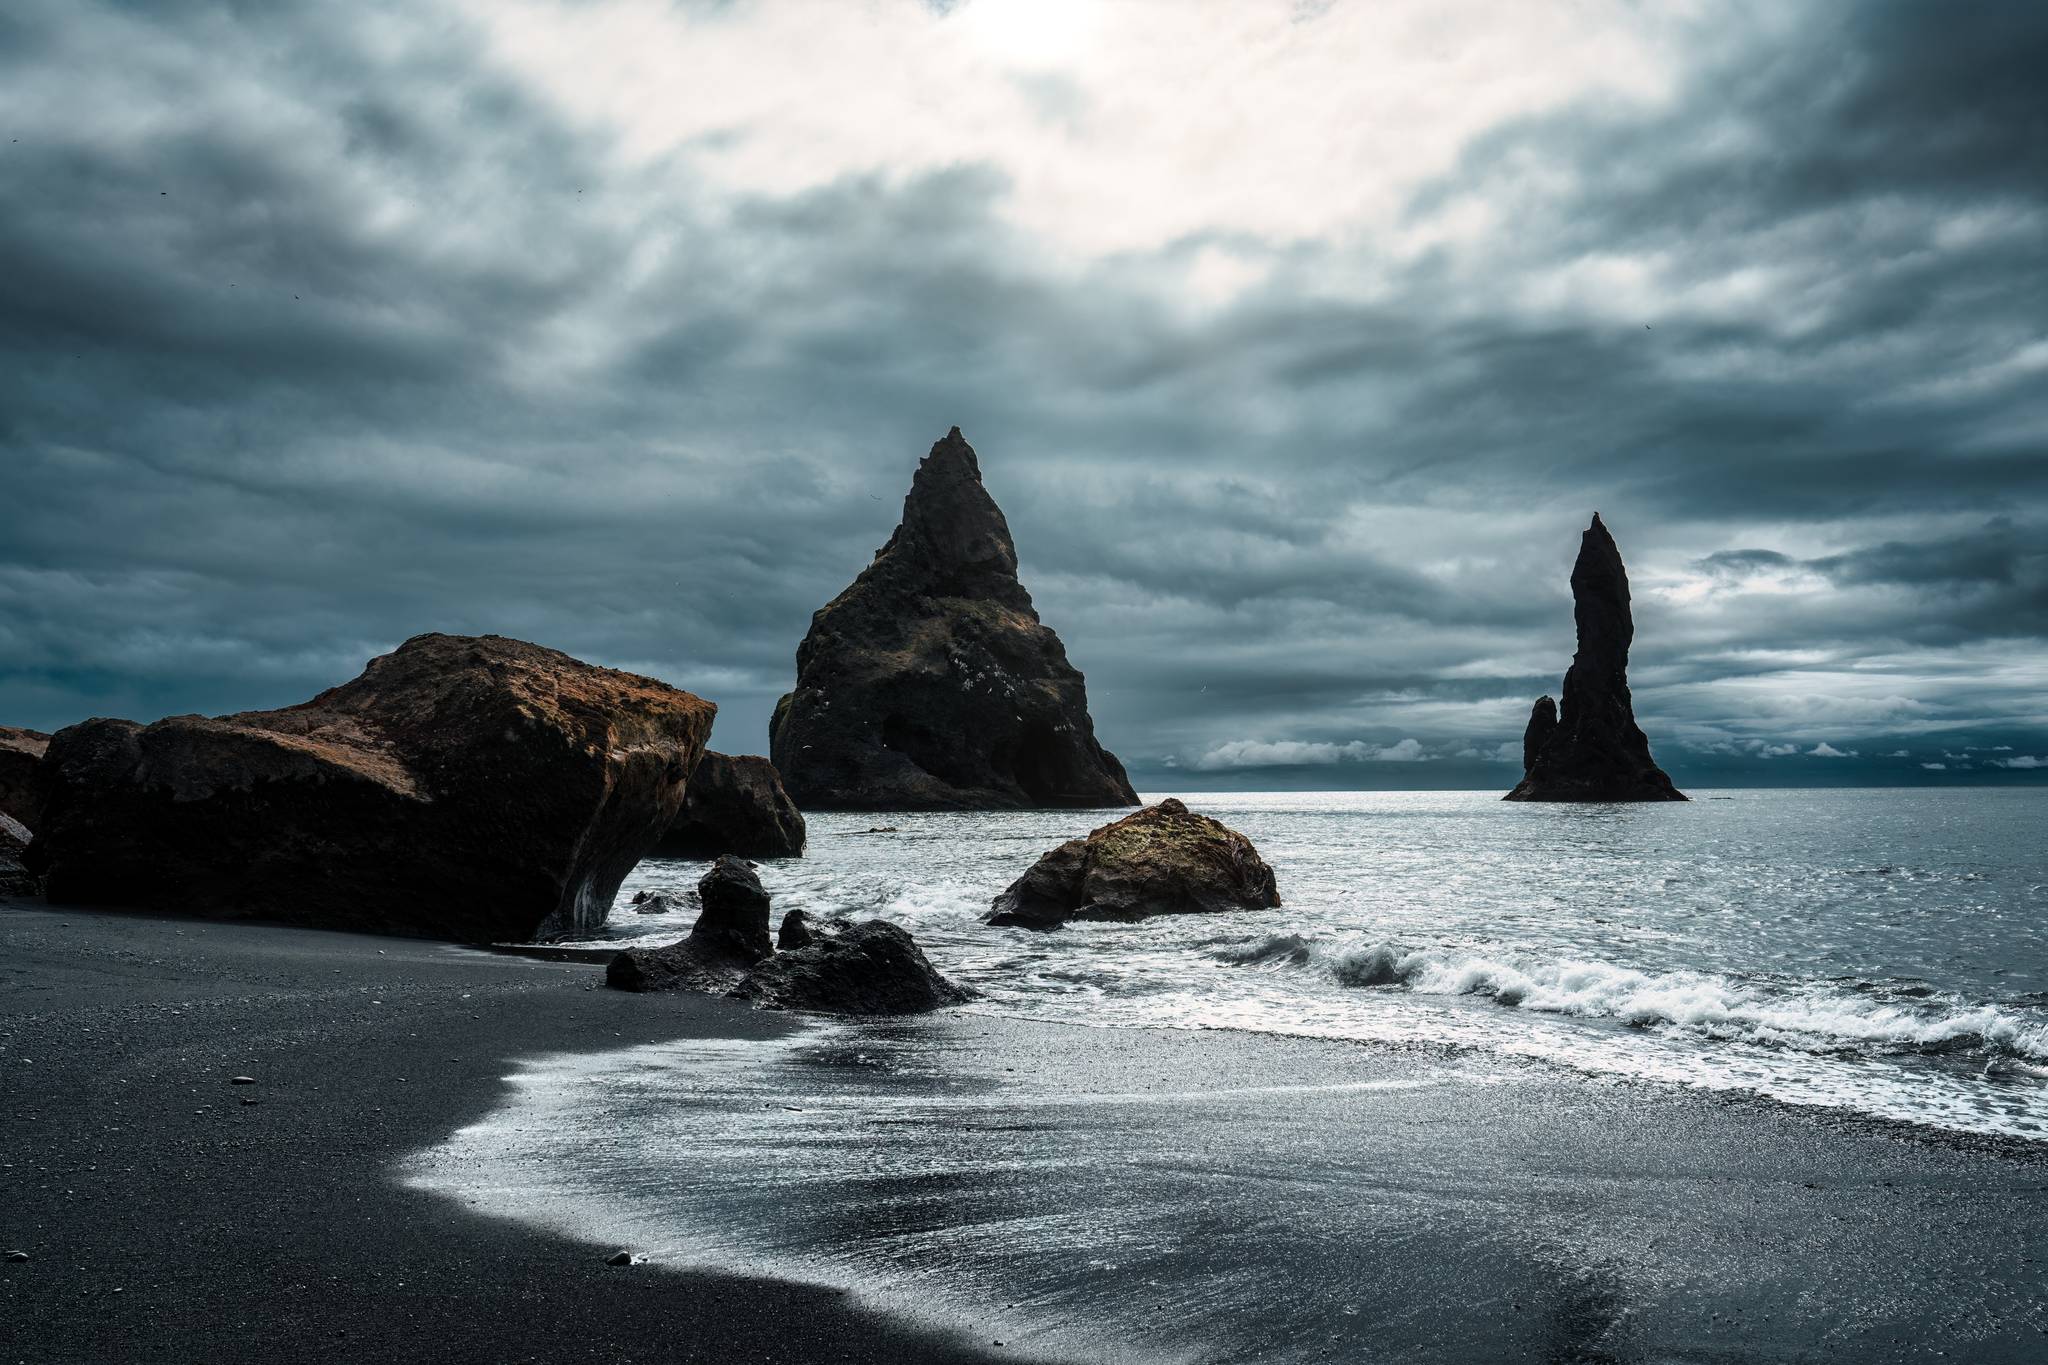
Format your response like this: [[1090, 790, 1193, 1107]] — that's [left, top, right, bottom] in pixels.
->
[[1212, 933, 2048, 1063]]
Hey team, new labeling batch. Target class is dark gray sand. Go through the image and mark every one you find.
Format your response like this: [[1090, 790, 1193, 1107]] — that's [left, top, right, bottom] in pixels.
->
[[6, 898, 2047, 1363], [0, 901, 1004, 1364]]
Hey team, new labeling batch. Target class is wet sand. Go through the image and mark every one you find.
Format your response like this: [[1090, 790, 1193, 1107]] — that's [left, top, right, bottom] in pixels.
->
[[0, 899, 1005, 1364], [5, 896, 2046, 1363], [413, 1011, 2048, 1364]]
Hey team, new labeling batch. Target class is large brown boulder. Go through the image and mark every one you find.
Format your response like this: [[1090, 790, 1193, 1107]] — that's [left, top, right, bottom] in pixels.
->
[[770, 427, 1137, 810], [652, 752, 806, 858], [1506, 515, 1686, 802], [24, 634, 715, 941], [986, 798, 1281, 930], [0, 726, 49, 828]]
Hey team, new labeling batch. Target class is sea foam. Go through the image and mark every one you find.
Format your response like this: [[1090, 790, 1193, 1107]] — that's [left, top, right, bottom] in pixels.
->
[[1215, 933, 2048, 1062]]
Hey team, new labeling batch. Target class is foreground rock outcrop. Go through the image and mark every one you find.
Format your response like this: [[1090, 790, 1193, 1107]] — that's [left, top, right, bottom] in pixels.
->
[[732, 919, 972, 1014], [1506, 515, 1686, 802], [608, 861, 967, 1013], [25, 634, 716, 941], [0, 726, 49, 828], [651, 752, 806, 859], [771, 427, 1137, 810], [606, 856, 774, 992], [987, 798, 1282, 929]]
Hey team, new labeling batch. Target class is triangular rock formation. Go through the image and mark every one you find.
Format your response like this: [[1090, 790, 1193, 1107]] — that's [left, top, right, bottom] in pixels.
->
[[771, 427, 1137, 810], [1506, 514, 1686, 802]]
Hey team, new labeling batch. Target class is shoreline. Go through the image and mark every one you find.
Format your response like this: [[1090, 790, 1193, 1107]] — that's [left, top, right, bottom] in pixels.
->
[[0, 897, 1009, 1364], [410, 1002, 2048, 1363], [8, 895, 2048, 1363]]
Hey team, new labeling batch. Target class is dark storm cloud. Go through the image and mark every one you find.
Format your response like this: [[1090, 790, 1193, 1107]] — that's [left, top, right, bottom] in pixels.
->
[[1, 0, 2044, 788], [1811, 522, 2041, 594]]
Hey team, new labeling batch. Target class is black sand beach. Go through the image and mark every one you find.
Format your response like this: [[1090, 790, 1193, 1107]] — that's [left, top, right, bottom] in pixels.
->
[[0, 899, 1003, 1364], [6, 895, 2048, 1364]]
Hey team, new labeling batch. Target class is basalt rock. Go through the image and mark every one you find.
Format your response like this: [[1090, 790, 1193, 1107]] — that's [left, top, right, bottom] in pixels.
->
[[691, 856, 775, 960], [24, 634, 716, 941], [609, 879, 967, 1014], [770, 427, 1137, 811], [606, 856, 775, 993], [777, 908, 816, 951], [986, 797, 1282, 929], [731, 919, 972, 1015], [652, 752, 806, 859], [1506, 515, 1685, 802], [0, 726, 49, 828]]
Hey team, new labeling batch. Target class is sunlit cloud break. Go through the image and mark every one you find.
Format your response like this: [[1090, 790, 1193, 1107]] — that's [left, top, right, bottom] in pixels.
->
[[1194, 738, 1430, 771]]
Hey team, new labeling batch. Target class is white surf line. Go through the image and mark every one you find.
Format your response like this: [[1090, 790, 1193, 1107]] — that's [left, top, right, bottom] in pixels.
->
[[832, 1072, 1516, 1112]]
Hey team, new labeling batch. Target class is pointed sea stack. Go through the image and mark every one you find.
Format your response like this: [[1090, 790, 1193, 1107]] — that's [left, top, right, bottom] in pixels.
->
[[1506, 515, 1685, 802], [771, 428, 1137, 810]]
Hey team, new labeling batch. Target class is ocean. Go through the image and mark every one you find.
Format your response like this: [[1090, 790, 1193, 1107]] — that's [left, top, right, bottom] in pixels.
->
[[404, 788, 2048, 1362], [605, 788, 2048, 1142]]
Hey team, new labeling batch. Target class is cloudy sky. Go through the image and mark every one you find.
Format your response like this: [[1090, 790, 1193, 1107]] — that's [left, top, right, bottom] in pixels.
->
[[2, 0, 2044, 789]]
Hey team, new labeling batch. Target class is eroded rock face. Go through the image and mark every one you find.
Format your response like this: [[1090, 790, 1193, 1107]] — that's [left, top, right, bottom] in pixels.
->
[[731, 919, 972, 1015], [652, 752, 806, 859], [771, 427, 1137, 811], [25, 634, 715, 941], [986, 798, 1282, 929], [1, 812, 36, 897], [1506, 515, 1686, 803], [0, 727, 49, 829]]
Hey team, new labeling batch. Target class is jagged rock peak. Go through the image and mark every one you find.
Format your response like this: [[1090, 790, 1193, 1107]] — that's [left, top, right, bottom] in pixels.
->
[[1506, 515, 1685, 803], [771, 427, 1137, 810], [906, 426, 1015, 555], [880, 426, 1025, 600], [1571, 512, 1631, 664]]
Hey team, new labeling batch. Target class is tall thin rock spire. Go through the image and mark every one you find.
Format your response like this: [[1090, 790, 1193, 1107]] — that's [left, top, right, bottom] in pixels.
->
[[1506, 514, 1685, 802]]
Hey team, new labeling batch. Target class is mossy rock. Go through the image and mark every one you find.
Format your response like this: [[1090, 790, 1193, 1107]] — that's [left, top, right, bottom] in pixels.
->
[[986, 798, 1281, 930]]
